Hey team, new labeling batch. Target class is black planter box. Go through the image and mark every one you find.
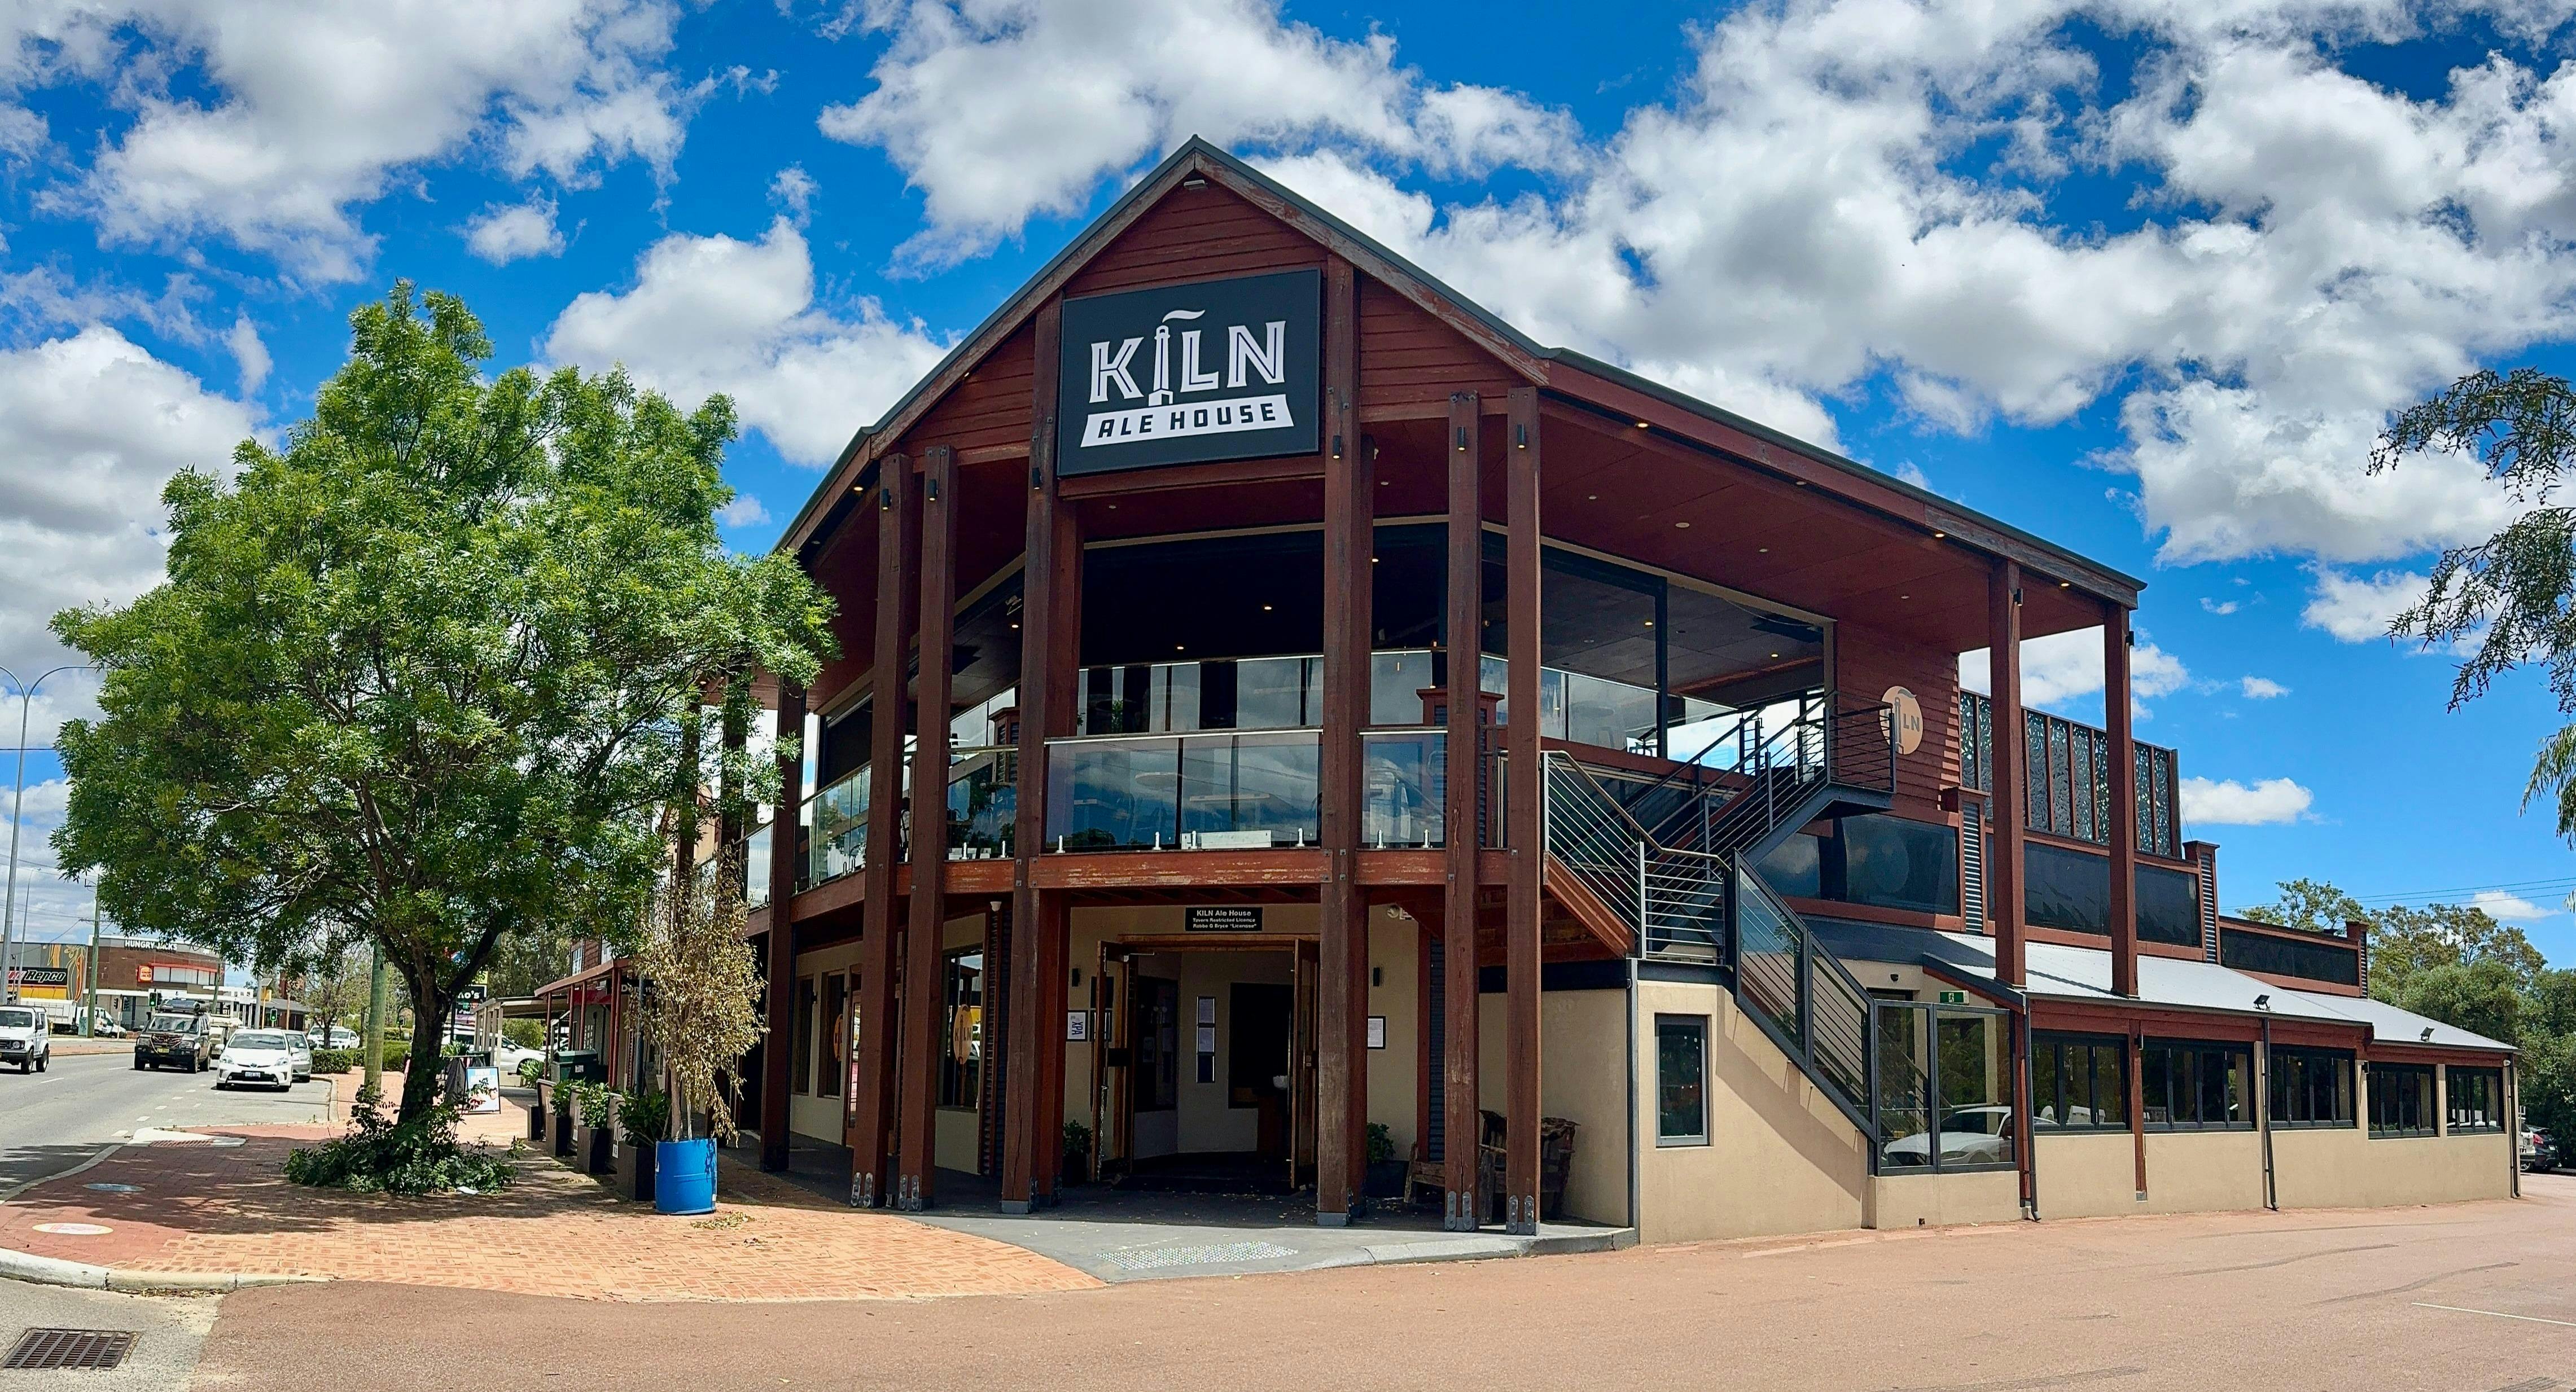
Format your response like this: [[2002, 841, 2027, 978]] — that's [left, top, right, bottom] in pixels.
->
[[584, 1122, 614, 1175], [627, 1139, 656, 1203], [1363, 1159, 1407, 1198]]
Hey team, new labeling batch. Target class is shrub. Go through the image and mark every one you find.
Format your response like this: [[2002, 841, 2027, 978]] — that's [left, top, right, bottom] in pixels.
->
[[311, 1047, 362, 1075], [283, 1085, 518, 1196], [617, 1090, 669, 1146], [380, 1040, 411, 1074], [514, 1057, 544, 1086], [1365, 1121, 1397, 1165], [502, 1017, 545, 1049]]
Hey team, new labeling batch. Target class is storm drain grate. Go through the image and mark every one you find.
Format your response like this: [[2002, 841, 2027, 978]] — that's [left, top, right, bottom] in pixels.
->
[[5, 1328, 138, 1371]]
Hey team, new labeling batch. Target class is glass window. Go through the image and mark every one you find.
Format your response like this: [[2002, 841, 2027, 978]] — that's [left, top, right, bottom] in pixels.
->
[[2448, 1066, 2505, 1134], [2034, 1032, 2127, 1130], [939, 950, 984, 1110], [792, 976, 816, 1095], [2138, 864, 2201, 947], [2025, 841, 2112, 936], [2141, 1040, 2251, 1128], [2268, 1046, 2355, 1127], [1826, 814, 1959, 915], [2218, 928, 2360, 987], [1655, 1015, 1708, 1145], [2369, 1062, 2437, 1138], [1933, 1009, 2015, 1167]]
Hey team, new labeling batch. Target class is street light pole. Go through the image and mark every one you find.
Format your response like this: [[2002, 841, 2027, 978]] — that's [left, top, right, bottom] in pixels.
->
[[82, 882, 101, 1038], [0, 664, 91, 1008]]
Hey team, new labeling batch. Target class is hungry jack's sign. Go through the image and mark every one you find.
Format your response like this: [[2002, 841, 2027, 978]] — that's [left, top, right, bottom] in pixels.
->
[[1056, 269, 1321, 476]]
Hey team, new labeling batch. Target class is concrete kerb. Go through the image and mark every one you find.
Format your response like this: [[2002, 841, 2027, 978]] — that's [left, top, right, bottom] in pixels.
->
[[0, 1244, 327, 1293]]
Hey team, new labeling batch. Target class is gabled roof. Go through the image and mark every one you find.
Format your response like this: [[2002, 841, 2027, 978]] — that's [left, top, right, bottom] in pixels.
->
[[781, 137, 2143, 607]]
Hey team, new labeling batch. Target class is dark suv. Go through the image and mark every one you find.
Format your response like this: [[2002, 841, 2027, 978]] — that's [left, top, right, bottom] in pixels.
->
[[135, 1012, 212, 1072]]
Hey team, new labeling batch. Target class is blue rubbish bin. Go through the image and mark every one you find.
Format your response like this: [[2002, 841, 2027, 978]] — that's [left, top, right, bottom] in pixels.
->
[[655, 1138, 717, 1214]]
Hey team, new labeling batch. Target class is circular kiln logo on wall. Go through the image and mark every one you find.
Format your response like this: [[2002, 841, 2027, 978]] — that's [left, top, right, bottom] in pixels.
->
[[1881, 686, 1924, 756]]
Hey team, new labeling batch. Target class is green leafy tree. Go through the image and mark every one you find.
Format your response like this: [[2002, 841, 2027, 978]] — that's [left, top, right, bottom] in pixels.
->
[[2398, 959, 2525, 1046], [2375, 368, 2576, 833], [50, 285, 833, 1128], [2241, 877, 2364, 934], [299, 945, 367, 1045], [2366, 902, 2544, 1000]]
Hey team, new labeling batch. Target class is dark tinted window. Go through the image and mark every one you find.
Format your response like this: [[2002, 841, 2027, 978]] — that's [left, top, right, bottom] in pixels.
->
[[2219, 927, 2360, 987], [1831, 815, 1959, 915], [2141, 1040, 2251, 1128], [2269, 1046, 2355, 1127], [2034, 1033, 2127, 1130], [2139, 864, 2200, 946], [2369, 1063, 2437, 1137], [2026, 841, 2110, 934], [1656, 1015, 1708, 1145], [2449, 1067, 2505, 1133]]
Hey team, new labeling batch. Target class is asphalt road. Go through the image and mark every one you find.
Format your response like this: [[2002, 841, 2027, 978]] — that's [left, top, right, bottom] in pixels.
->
[[0, 1048, 332, 1197], [190, 1176, 2576, 1392]]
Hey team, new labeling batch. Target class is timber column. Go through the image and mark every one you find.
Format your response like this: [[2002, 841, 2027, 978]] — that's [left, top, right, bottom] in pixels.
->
[[1985, 560, 2025, 989], [851, 454, 921, 1207], [1002, 301, 1067, 1213], [760, 678, 807, 1172], [1502, 386, 1542, 1236], [897, 444, 960, 1210], [1315, 258, 1368, 1226], [2104, 603, 2140, 999], [1441, 391, 1483, 1232]]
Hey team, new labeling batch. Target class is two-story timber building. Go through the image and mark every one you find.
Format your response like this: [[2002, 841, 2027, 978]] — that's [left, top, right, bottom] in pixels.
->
[[726, 139, 2517, 1243]]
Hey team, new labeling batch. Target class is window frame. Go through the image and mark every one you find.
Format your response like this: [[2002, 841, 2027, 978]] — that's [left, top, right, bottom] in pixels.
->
[[2266, 1044, 2357, 1129], [2032, 1030, 2130, 1132], [2368, 1061, 2439, 1139], [2141, 1039, 2255, 1132], [2447, 1066, 2506, 1135], [1655, 1013, 1710, 1147], [936, 947, 984, 1112], [792, 974, 816, 1096]]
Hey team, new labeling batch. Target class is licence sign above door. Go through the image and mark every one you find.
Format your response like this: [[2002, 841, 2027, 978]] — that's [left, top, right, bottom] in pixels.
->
[[1056, 269, 1321, 476]]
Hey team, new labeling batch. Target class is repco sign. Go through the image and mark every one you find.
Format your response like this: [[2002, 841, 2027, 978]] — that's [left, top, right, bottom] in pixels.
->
[[1055, 268, 1321, 476]]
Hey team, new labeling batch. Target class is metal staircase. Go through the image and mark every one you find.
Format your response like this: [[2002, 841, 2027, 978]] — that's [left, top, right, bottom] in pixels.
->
[[1539, 691, 1895, 1138]]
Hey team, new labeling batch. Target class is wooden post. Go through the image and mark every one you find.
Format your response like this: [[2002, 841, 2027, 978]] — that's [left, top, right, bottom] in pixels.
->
[[897, 445, 959, 1210], [1036, 503, 1081, 1200], [760, 679, 806, 1173], [1503, 386, 1542, 1236], [1442, 390, 1483, 1232], [2105, 604, 2139, 1000], [1002, 301, 1062, 1213], [851, 454, 919, 1207], [1986, 560, 2025, 989], [1316, 258, 1367, 1225]]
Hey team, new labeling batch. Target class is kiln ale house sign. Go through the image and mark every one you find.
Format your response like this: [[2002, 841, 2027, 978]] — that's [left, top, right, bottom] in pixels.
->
[[1056, 268, 1321, 476]]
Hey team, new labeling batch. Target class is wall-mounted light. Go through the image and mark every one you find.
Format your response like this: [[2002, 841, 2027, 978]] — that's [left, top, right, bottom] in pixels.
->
[[2421, 1026, 2436, 1041], [1371, 967, 1383, 987], [2253, 993, 2271, 1011], [1182, 175, 1207, 190], [1514, 423, 1530, 449], [1331, 433, 1344, 459], [1071, 967, 1083, 988], [879, 486, 892, 511], [926, 476, 940, 502], [1455, 427, 1469, 451]]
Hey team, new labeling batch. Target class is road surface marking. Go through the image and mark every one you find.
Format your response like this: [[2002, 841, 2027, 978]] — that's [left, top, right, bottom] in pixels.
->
[[2415, 1302, 2576, 1329], [33, 1222, 112, 1235]]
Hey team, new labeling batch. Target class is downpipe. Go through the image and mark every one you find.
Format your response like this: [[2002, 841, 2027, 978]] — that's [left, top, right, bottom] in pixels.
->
[[2259, 1015, 2277, 1211]]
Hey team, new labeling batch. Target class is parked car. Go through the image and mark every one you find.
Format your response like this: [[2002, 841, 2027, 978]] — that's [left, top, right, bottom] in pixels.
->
[[2522, 1128, 2554, 1173], [0, 1005, 50, 1073], [1882, 1105, 2015, 1167], [493, 1041, 543, 1077], [307, 1026, 359, 1049], [134, 1010, 213, 1072], [214, 1030, 302, 1091], [283, 1031, 313, 1082]]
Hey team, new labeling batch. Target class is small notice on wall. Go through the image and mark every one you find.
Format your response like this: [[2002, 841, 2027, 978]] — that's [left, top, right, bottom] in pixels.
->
[[1196, 1025, 1217, 1054], [1366, 1016, 1386, 1050], [1196, 995, 1216, 1025], [1186, 905, 1264, 933], [1066, 1010, 1090, 1042]]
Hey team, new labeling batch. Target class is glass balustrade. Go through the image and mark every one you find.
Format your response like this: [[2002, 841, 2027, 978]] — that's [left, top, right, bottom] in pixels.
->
[[1045, 731, 1321, 851], [943, 746, 1017, 860], [1361, 729, 1445, 848], [807, 763, 872, 886], [746, 823, 772, 908]]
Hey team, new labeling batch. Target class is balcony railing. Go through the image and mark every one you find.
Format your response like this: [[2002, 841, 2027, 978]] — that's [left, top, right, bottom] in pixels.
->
[[1959, 692, 2180, 857], [1046, 731, 1321, 851]]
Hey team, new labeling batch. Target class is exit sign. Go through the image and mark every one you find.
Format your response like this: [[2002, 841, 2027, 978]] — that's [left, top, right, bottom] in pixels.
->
[[1938, 990, 1967, 1004]]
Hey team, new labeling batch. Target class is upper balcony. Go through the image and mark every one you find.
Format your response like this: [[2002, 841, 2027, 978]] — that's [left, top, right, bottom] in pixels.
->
[[1957, 691, 2180, 859]]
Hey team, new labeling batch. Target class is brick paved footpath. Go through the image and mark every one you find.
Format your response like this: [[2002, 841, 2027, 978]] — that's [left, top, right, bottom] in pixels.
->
[[0, 1083, 1098, 1302]]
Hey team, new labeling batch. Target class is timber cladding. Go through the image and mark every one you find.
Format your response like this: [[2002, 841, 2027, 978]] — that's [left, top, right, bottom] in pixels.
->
[[1835, 620, 1961, 816]]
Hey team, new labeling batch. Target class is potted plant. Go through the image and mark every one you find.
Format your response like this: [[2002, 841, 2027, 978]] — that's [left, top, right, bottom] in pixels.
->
[[1363, 1122, 1405, 1198], [1062, 1120, 1093, 1183], [619, 1090, 669, 1202], [576, 1082, 619, 1176], [633, 699, 769, 1217]]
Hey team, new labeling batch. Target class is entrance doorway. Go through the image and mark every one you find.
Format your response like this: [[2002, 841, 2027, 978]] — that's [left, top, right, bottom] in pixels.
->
[[1089, 935, 1317, 1195]]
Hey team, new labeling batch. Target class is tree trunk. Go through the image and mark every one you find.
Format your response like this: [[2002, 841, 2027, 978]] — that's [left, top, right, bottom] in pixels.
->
[[397, 968, 453, 1128]]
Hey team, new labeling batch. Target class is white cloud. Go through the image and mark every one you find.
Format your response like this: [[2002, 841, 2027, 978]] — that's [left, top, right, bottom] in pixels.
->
[[816, 0, 2576, 567], [2302, 567, 2432, 643], [11, 1, 698, 282], [816, 0, 1580, 267], [2180, 775, 2314, 827], [2240, 675, 2289, 699], [0, 327, 258, 737], [770, 165, 817, 220], [2471, 889, 2549, 922], [542, 216, 953, 466], [717, 493, 771, 528], [1960, 626, 2188, 718], [2201, 598, 2238, 616], [224, 313, 267, 394], [465, 197, 566, 265]]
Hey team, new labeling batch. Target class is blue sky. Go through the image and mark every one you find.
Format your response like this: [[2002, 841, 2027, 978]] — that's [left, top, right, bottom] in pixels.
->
[[4, 1, 2576, 963]]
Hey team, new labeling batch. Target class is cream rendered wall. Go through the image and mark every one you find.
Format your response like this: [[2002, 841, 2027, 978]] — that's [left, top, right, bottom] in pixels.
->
[[1631, 977, 1870, 1244], [2034, 1130, 2264, 1220], [2142, 1130, 2265, 1214], [2272, 1125, 2514, 1208], [1471, 983, 1632, 1225], [1868, 1170, 2021, 1229], [2035, 1132, 2134, 1218], [1365, 908, 1419, 1159], [787, 938, 862, 1142]]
